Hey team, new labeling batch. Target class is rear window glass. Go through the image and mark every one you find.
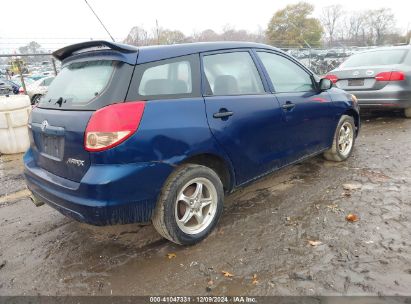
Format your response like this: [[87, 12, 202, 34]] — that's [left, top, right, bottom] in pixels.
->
[[341, 49, 407, 68], [39, 60, 115, 108], [138, 60, 192, 96]]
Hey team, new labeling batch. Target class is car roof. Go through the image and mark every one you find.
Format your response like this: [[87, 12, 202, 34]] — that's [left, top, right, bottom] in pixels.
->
[[137, 41, 280, 63], [53, 40, 282, 65]]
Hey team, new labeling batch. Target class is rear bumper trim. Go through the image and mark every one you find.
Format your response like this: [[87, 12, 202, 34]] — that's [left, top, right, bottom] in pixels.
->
[[23, 150, 174, 225], [28, 186, 154, 225]]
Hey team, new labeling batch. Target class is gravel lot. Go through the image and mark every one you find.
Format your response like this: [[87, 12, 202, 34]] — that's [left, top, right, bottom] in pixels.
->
[[0, 111, 410, 296]]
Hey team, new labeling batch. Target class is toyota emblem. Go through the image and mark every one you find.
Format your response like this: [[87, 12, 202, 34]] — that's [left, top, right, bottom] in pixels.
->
[[41, 120, 49, 132]]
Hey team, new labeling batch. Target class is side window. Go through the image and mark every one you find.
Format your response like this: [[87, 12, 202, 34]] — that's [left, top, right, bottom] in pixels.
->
[[138, 60, 192, 96], [202, 52, 265, 96], [257, 51, 314, 93]]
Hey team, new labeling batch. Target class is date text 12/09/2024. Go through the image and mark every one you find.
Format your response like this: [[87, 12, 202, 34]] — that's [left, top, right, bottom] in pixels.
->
[[149, 296, 257, 303]]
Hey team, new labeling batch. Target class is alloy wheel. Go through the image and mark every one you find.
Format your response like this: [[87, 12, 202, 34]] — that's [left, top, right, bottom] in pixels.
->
[[175, 177, 218, 235], [338, 121, 354, 157]]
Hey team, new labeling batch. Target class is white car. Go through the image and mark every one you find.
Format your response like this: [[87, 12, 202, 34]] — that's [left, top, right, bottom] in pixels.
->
[[25, 76, 54, 104]]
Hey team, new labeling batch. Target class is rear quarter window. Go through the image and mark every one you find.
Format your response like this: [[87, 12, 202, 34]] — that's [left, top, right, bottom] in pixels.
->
[[127, 54, 201, 101], [139, 61, 192, 95]]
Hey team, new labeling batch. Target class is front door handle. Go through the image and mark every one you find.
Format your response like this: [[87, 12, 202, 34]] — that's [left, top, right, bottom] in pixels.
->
[[213, 110, 234, 119], [281, 102, 296, 111]]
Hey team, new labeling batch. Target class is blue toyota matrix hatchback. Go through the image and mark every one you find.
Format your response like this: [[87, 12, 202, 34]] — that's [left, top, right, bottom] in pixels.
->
[[24, 41, 360, 245]]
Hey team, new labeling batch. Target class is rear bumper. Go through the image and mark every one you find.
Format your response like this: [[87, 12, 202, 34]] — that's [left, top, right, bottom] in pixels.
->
[[23, 149, 173, 225], [344, 87, 411, 109]]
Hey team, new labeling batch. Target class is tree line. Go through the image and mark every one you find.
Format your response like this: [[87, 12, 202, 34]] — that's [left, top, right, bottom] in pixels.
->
[[123, 24, 266, 46], [124, 2, 410, 49], [12, 1, 411, 59]]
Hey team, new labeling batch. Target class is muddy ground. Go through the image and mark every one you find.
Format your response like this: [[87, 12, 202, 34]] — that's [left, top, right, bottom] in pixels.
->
[[0, 111, 410, 296]]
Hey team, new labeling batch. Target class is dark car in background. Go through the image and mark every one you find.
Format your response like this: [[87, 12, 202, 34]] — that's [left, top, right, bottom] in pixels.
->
[[24, 41, 359, 245], [0, 79, 14, 95], [0, 79, 20, 94], [326, 46, 411, 117]]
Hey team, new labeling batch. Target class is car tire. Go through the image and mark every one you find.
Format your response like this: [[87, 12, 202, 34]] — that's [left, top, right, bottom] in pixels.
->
[[323, 115, 356, 162], [152, 164, 224, 245], [404, 108, 411, 118]]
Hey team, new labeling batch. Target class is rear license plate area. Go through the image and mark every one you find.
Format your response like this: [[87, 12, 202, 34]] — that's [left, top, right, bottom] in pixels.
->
[[348, 79, 364, 86], [40, 135, 64, 160]]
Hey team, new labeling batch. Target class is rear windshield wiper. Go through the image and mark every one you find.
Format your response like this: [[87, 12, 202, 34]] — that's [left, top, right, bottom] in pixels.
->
[[46, 97, 68, 107], [55, 97, 64, 107]]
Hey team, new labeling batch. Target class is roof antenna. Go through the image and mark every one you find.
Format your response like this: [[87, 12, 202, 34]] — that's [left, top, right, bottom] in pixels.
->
[[84, 0, 115, 42]]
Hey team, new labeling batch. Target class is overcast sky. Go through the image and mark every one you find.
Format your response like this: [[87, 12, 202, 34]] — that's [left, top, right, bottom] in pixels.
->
[[0, 0, 409, 53]]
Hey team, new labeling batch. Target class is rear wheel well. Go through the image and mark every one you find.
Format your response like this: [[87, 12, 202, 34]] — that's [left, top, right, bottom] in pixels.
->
[[343, 109, 359, 135], [181, 154, 232, 193]]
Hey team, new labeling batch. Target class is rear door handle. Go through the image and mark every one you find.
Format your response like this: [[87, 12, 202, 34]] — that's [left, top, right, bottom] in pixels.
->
[[281, 102, 296, 111], [213, 110, 234, 119]]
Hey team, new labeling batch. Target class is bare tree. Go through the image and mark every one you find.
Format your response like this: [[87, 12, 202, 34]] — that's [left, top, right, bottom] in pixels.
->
[[158, 29, 186, 44], [191, 29, 220, 42], [18, 41, 42, 54], [18, 41, 48, 64], [326, 8, 401, 47], [220, 24, 240, 41], [321, 5, 344, 47], [346, 12, 367, 44], [124, 26, 150, 46], [125, 25, 187, 46], [189, 27, 265, 43], [367, 8, 395, 45]]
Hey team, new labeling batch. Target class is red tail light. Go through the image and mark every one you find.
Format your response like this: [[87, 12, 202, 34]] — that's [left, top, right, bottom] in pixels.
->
[[375, 71, 405, 82], [85, 101, 145, 152], [325, 74, 338, 83], [18, 87, 25, 94]]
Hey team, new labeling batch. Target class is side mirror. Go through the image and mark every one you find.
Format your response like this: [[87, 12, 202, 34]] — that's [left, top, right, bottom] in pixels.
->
[[319, 78, 333, 91]]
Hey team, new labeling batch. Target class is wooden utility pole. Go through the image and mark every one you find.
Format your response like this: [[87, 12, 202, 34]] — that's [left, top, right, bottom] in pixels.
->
[[51, 58, 58, 76], [156, 19, 160, 45]]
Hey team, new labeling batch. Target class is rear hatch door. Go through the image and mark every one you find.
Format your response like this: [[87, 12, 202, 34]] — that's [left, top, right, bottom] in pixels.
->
[[30, 108, 92, 181], [29, 42, 137, 182]]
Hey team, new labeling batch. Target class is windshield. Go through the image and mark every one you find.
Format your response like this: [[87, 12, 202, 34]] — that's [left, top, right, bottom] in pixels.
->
[[39, 60, 115, 108], [340, 49, 407, 68]]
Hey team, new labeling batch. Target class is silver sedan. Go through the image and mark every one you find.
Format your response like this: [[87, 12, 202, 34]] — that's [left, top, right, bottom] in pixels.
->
[[326, 46, 411, 117]]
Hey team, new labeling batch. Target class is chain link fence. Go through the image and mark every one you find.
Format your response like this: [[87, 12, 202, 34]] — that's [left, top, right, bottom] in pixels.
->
[[281, 47, 350, 76], [279, 44, 391, 76]]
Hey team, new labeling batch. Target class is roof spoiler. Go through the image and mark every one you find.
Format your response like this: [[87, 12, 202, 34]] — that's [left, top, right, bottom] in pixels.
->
[[52, 40, 138, 61]]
